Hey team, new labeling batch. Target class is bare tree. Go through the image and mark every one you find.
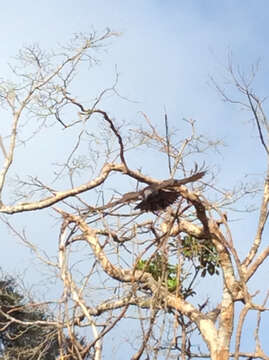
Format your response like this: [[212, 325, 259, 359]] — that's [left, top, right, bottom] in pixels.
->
[[0, 32, 268, 360]]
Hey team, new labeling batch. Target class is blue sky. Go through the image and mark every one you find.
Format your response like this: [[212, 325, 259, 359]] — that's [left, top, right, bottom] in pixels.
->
[[0, 0, 268, 357]]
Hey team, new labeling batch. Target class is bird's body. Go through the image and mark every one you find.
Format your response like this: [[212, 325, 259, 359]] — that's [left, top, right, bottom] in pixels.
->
[[134, 170, 205, 212], [134, 187, 180, 212]]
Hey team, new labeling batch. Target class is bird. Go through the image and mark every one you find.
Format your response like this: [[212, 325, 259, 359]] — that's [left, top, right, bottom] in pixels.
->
[[134, 185, 180, 212], [134, 170, 206, 212], [91, 170, 205, 213]]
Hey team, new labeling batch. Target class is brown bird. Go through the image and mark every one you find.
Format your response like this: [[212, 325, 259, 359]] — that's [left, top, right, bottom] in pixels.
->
[[92, 170, 205, 213], [134, 186, 180, 212], [134, 170, 205, 212]]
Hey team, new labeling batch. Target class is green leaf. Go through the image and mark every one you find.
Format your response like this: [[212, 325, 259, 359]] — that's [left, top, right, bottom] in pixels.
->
[[167, 278, 177, 292]]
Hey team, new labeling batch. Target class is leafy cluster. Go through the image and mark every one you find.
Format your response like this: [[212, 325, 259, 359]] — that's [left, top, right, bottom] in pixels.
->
[[181, 235, 220, 277], [136, 253, 179, 292], [0, 276, 59, 360]]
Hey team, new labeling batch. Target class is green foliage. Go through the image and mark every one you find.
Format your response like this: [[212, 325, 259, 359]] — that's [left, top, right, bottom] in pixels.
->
[[181, 235, 220, 277], [136, 253, 179, 293], [137, 236, 220, 301], [0, 273, 92, 359], [0, 275, 59, 360]]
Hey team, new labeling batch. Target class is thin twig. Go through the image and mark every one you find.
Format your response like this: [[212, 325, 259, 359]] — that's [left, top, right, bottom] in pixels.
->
[[164, 110, 172, 177], [247, 91, 269, 155]]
